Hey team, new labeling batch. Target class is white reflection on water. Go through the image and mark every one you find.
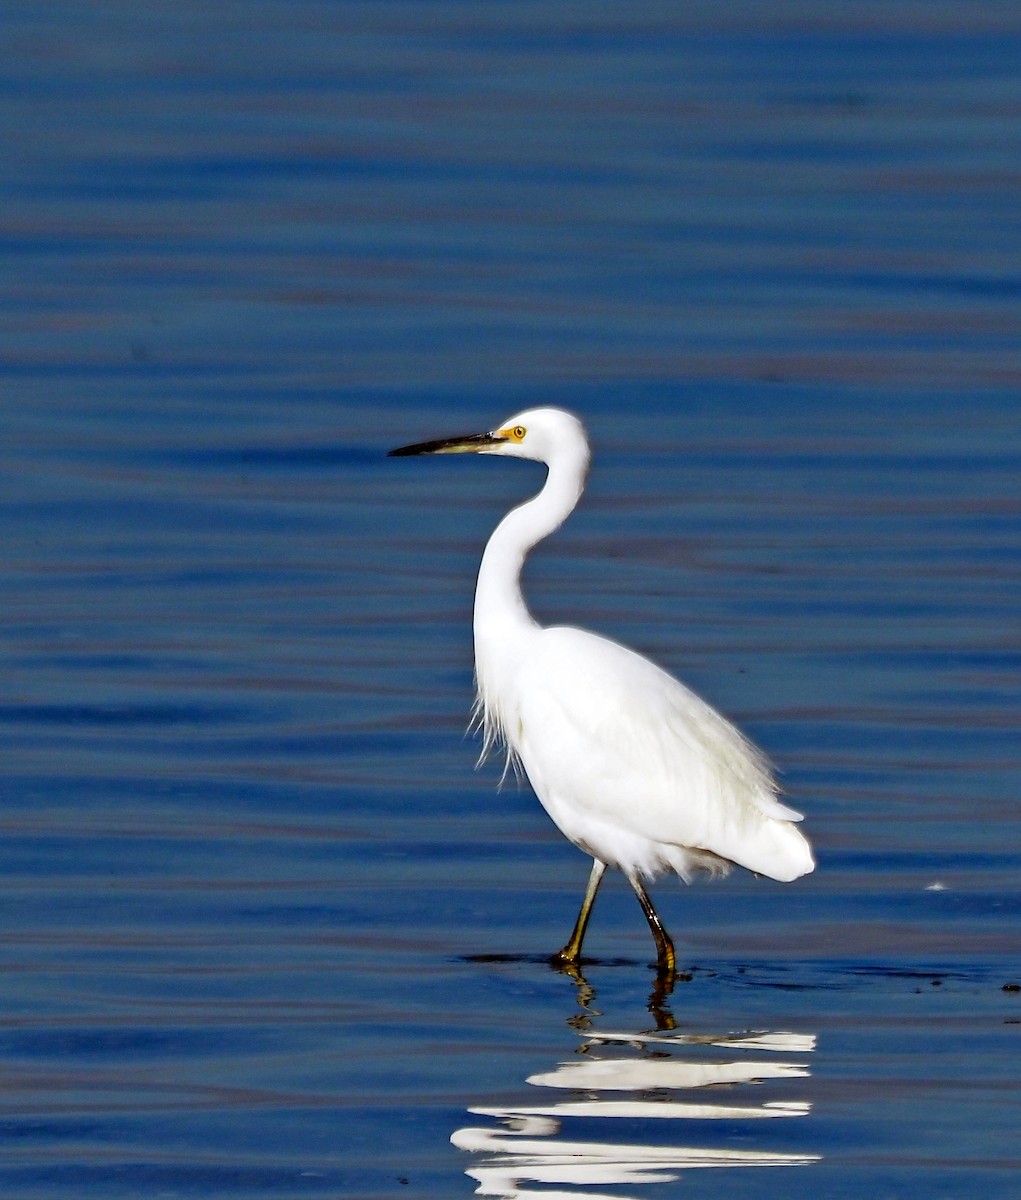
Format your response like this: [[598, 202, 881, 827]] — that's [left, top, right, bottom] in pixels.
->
[[452, 1030, 818, 1197]]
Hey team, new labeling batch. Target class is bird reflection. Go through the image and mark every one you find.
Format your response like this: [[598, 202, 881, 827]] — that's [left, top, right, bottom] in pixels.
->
[[452, 987, 819, 1198], [552, 956, 684, 1031]]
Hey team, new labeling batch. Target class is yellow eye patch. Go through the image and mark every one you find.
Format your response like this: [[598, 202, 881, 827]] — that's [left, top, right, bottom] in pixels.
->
[[500, 425, 527, 442]]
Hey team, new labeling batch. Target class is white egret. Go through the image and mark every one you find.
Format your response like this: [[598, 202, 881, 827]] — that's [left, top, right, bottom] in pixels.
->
[[390, 408, 813, 977]]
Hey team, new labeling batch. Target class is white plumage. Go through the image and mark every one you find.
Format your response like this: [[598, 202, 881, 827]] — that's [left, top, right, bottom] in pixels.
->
[[391, 407, 814, 976]]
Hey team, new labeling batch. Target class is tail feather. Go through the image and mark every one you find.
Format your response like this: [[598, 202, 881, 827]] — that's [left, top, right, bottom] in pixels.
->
[[738, 819, 815, 882]]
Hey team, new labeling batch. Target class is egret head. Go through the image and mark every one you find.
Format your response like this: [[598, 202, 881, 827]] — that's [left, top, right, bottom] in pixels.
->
[[389, 406, 589, 469]]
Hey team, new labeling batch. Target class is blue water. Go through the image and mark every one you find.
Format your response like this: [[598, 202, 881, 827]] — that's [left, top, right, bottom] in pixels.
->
[[3, 2, 1020, 1197]]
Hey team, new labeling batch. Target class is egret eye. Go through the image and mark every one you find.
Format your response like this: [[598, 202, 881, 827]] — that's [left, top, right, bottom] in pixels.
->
[[513, 425, 526, 440]]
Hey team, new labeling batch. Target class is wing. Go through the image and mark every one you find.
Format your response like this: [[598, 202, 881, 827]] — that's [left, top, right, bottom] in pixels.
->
[[510, 625, 807, 876]]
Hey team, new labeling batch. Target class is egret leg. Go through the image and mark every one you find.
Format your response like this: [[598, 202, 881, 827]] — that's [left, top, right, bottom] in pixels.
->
[[554, 859, 606, 965], [628, 874, 677, 978]]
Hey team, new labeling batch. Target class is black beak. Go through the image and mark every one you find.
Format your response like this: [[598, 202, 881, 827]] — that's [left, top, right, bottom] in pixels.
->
[[388, 431, 505, 457]]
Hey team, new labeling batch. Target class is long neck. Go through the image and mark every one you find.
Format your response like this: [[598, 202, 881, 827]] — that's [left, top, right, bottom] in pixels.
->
[[473, 450, 587, 639]]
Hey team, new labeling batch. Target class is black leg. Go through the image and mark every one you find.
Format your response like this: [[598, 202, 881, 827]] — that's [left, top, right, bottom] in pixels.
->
[[553, 858, 606, 964], [628, 873, 677, 978]]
